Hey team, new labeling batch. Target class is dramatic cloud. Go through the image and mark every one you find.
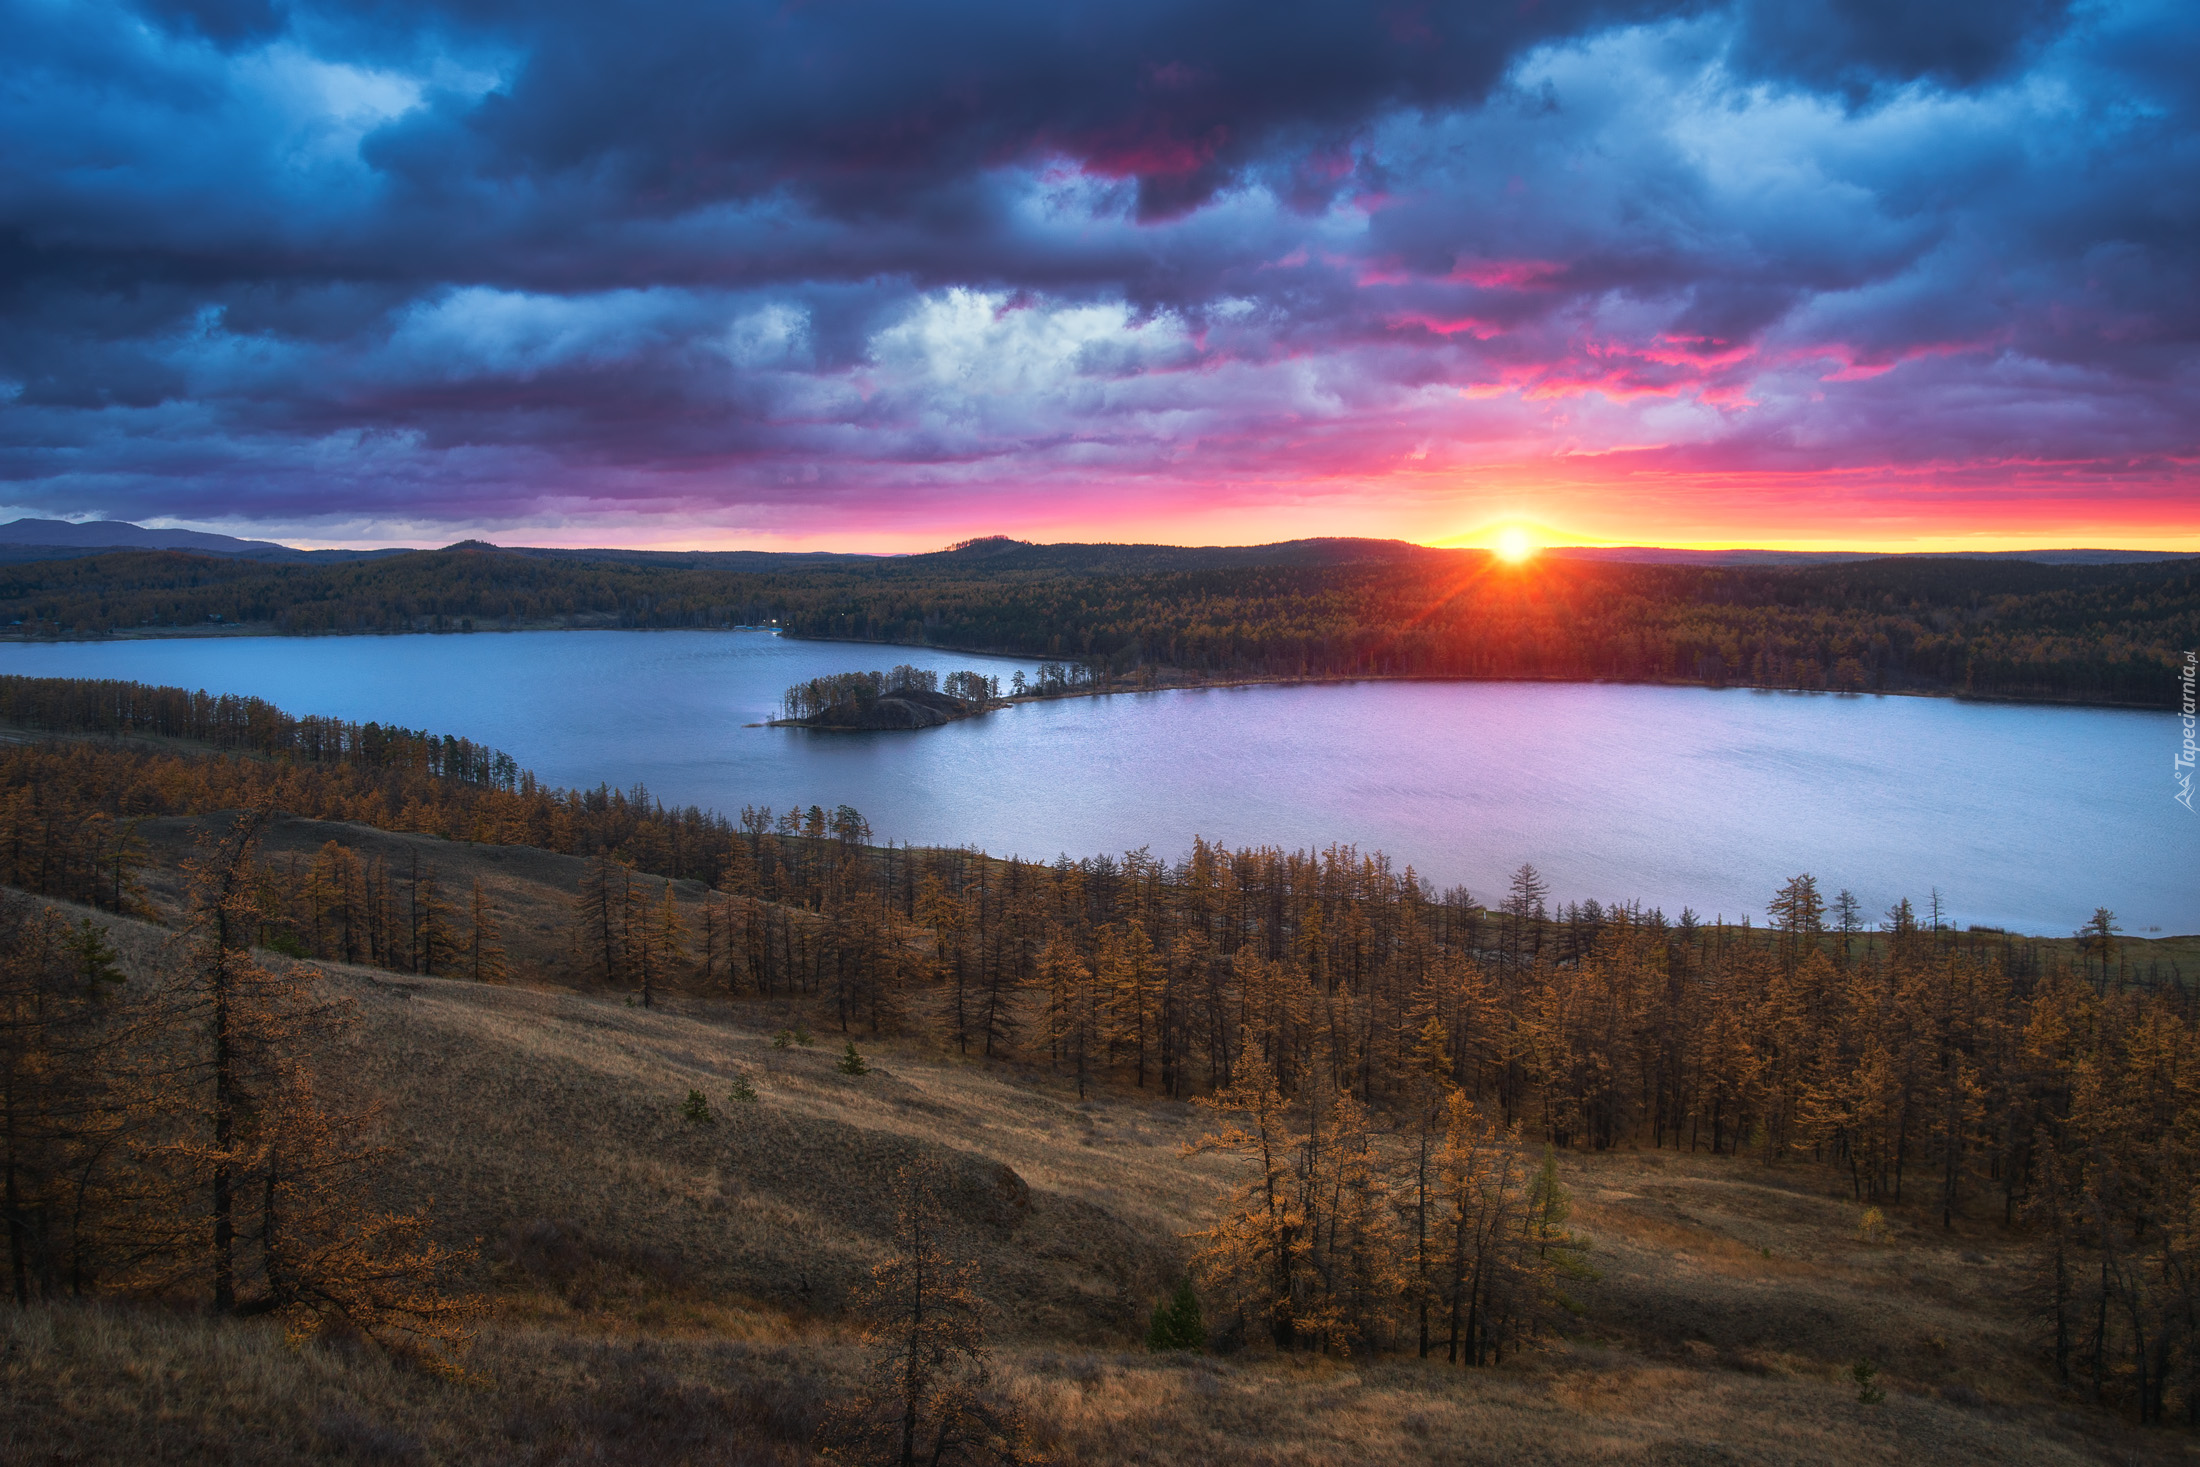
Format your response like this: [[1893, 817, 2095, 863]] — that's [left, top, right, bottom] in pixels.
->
[[1, 0, 2194, 547]]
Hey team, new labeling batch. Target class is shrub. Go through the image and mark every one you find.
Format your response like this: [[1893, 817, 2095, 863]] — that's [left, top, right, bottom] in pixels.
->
[[1852, 1358, 1884, 1405], [836, 1042, 869, 1076], [263, 928, 311, 959], [728, 1073, 758, 1104], [1146, 1278, 1206, 1353], [681, 1088, 715, 1125]]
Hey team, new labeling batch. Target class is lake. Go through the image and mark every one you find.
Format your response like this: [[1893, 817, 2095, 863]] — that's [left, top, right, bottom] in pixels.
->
[[1, 630, 2191, 936]]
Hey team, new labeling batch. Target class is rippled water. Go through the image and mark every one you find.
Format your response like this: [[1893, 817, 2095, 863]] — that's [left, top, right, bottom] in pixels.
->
[[2, 629, 2191, 935]]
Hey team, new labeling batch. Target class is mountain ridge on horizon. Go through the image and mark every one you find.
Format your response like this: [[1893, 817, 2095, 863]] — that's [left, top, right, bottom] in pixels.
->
[[0, 517, 402, 564], [4, 518, 2192, 570]]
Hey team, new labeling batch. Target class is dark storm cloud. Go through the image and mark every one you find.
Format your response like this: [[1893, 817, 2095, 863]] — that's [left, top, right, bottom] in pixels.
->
[[139, 0, 287, 49], [0, 0, 2194, 541], [1729, 0, 2075, 93], [369, 0, 1693, 222]]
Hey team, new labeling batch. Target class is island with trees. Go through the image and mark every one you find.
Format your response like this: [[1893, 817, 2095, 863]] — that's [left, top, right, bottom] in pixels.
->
[[774, 665, 1004, 729]]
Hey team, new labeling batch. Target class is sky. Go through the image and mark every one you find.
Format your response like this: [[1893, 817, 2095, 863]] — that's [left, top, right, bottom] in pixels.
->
[[2, 0, 2197, 553]]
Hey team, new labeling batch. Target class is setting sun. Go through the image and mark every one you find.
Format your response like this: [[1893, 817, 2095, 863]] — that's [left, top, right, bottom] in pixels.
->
[[1494, 527, 1536, 563]]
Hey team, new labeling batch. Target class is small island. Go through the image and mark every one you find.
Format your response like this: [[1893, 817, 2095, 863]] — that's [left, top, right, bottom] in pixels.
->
[[774, 664, 1004, 730]]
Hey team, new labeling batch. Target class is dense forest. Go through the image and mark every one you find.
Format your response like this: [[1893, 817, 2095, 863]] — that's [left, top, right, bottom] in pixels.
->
[[2, 675, 2197, 1421], [3, 537, 2194, 706]]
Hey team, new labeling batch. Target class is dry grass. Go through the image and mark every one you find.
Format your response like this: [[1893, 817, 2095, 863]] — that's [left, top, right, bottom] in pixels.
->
[[8, 1302, 2185, 1466], [9, 883, 2199, 1464], [0, 1301, 834, 1465], [316, 960, 1208, 1339]]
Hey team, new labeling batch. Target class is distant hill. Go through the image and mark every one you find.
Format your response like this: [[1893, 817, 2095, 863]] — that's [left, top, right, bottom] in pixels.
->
[[0, 518, 400, 563], [526, 537, 2196, 573], [500, 535, 1439, 574], [3, 522, 2188, 572]]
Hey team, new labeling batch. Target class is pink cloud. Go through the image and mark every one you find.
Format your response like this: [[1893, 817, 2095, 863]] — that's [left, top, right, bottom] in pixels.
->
[[1386, 312, 1502, 339], [1448, 259, 1565, 290]]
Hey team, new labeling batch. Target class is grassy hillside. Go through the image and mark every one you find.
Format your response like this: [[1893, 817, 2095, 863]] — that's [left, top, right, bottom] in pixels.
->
[[4, 890, 2183, 1466]]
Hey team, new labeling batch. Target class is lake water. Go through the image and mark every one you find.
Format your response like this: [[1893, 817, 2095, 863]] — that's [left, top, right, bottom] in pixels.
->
[[1, 630, 2191, 936]]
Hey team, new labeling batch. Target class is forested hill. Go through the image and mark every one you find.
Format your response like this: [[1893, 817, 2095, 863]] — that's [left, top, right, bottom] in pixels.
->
[[2, 537, 2194, 707]]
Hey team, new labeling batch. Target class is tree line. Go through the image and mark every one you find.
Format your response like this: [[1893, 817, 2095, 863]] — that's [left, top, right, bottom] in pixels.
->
[[4, 539, 2193, 706], [0, 674, 522, 787], [780, 665, 1002, 721], [2, 677, 2196, 1420], [0, 544, 788, 636]]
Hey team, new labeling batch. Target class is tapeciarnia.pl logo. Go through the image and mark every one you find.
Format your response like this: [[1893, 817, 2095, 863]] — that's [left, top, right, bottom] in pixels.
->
[[2178, 650, 2196, 812]]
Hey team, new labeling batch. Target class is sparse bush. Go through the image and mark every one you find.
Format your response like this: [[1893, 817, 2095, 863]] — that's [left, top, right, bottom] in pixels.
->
[[794, 1024, 814, 1046], [772, 1030, 792, 1050], [64, 918, 127, 989], [682, 1088, 716, 1124], [729, 1073, 758, 1103], [1852, 1358, 1884, 1404], [262, 928, 311, 959], [1856, 1207, 1887, 1245], [836, 1041, 869, 1076], [1145, 1278, 1206, 1353]]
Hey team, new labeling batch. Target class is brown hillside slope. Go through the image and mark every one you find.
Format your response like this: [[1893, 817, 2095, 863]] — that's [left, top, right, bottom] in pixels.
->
[[3, 898, 2186, 1465], [318, 963, 1204, 1338]]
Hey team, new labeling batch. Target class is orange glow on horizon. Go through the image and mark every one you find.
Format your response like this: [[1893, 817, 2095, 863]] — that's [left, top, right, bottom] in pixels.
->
[[265, 522, 2200, 557], [191, 463, 2200, 557]]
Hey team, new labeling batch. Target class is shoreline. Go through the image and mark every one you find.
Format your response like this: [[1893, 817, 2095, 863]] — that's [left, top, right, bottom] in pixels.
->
[[0, 621, 2179, 715], [760, 629, 2189, 715], [989, 669, 2178, 715]]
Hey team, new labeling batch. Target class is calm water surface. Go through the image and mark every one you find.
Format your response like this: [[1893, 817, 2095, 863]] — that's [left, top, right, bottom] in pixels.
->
[[2, 630, 2191, 935]]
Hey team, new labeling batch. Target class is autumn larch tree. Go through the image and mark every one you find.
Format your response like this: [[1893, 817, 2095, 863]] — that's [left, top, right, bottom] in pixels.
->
[[572, 849, 628, 986], [827, 1163, 1026, 1466], [1184, 1050, 1306, 1350], [465, 878, 508, 983], [1038, 932, 1100, 1100]]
